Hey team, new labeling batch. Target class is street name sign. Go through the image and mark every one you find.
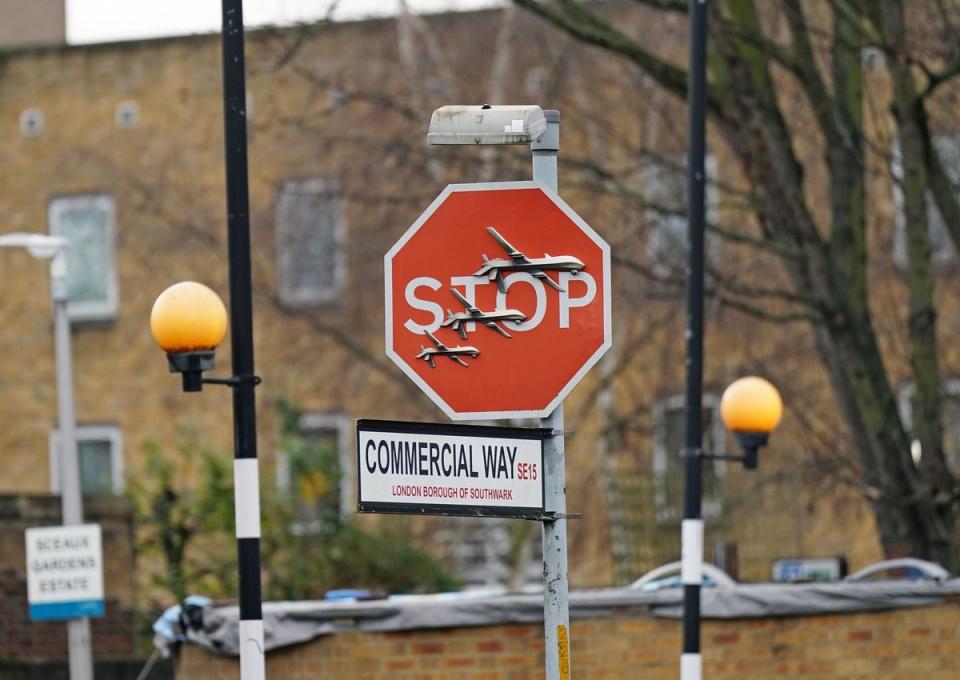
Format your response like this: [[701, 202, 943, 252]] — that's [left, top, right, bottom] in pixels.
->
[[385, 181, 611, 420], [25, 524, 104, 621], [357, 419, 548, 519]]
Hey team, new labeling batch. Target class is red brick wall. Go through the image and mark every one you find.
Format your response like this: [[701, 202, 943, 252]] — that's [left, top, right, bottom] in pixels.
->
[[177, 601, 960, 679], [0, 569, 135, 662], [0, 495, 138, 662]]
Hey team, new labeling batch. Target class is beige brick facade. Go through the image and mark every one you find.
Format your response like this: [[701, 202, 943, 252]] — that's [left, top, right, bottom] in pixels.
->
[[0, 4, 956, 603]]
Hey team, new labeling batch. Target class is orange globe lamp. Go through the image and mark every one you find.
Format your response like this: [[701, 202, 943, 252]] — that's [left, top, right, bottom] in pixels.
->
[[151, 281, 228, 391], [719, 376, 783, 468]]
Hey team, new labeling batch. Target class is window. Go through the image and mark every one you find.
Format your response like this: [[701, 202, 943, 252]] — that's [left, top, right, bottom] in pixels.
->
[[48, 195, 118, 322], [643, 154, 718, 275], [49, 426, 123, 496], [20, 108, 44, 138], [278, 413, 353, 521], [861, 47, 884, 70], [275, 178, 346, 307], [652, 393, 725, 521], [436, 519, 542, 589], [526, 67, 548, 97], [115, 101, 139, 128], [899, 380, 960, 472], [891, 135, 959, 272]]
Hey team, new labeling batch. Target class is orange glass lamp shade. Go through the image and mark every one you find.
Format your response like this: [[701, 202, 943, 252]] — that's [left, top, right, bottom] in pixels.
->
[[151, 282, 228, 392], [720, 376, 783, 434], [151, 282, 228, 353]]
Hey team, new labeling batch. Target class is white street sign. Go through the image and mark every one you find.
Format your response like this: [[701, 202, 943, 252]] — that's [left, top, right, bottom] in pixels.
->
[[357, 420, 547, 518], [26, 524, 104, 621]]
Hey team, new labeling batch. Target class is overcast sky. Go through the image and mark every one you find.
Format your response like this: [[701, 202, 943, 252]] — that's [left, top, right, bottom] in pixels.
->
[[66, 0, 502, 44]]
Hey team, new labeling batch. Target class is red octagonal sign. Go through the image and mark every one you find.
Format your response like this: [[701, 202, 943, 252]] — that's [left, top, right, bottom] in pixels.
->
[[385, 181, 611, 420]]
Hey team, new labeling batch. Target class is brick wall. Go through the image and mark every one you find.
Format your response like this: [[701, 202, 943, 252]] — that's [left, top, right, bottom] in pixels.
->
[[0, 494, 136, 605], [0, 569, 135, 661], [177, 602, 960, 679], [0, 494, 137, 662]]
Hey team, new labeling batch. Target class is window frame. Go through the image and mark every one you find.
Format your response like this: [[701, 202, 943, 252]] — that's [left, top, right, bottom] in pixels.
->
[[276, 412, 353, 519], [48, 194, 119, 323], [897, 379, 960, 469], [652, 392, 726, 522], [890, 135, 958, 273], [49, 425, 124, 496], [643, 154, 719, 275], [274, 178, 347, 307], [436, 518, 543, 589]]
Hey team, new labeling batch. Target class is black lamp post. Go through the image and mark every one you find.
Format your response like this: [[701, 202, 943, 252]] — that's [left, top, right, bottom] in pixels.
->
[[680, 373, 783, 680], [150, 0, 265, 677], [681, 6, 784, 679], [681, 0, 709, 670]]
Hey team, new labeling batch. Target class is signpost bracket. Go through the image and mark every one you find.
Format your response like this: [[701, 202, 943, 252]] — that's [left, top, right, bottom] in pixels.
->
[[538, 512, 582, 521]]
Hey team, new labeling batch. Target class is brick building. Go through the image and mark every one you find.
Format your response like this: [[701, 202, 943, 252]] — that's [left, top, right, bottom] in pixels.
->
[[0, 0, 64, 49], [0, 2, 957, 618]]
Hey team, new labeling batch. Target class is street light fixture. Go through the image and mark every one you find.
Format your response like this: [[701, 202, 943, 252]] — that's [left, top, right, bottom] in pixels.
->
[[691, 376, 782, 468], [151, 277, 265, 680], [426, 103, 572, 680], [0, 233, 94, 680], [719, 376, 783, 468], [681, 375, 782, 680], [150, 281, 228, 392], [0, 232, 69, 259], [413, 103, 594, 680], [426, 104, 547, 145], [151, 3, 266, 678]]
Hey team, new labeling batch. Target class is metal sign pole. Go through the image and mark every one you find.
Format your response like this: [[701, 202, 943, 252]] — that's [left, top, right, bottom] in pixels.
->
[[532, 111, 571, 680], [52, 250, 94, 680]]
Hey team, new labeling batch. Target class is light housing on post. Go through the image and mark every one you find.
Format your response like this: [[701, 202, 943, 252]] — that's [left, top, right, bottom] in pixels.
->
[[0, 232, 69, 259], [150, 282, 228, 392], [720, 376, 783, 468], [427, 105, 547, 145]]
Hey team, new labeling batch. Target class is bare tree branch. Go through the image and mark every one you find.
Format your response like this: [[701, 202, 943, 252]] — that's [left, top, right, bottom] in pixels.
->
[[708, 223, 805, 260], [628, 0, 686, 13], [829, 0, 883, 44], [709, 296, 817, 324], [920, 49, 960, 98], [513, 0, 700, 107]]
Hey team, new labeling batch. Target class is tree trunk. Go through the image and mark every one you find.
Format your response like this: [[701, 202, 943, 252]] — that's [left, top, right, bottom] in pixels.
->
[[882, 0, 957, 568], [511, 0, 960, 569]]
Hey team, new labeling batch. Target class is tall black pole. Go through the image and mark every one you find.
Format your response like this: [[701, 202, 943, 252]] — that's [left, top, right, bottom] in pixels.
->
[[220, 0, 265, 678], [682, 0, 708, 677]]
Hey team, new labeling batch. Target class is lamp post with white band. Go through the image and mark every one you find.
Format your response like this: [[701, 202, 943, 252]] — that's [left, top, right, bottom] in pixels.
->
[[149, 0, 265, 677], [680, 375, 783, 680], [150, 280, 265, 679]]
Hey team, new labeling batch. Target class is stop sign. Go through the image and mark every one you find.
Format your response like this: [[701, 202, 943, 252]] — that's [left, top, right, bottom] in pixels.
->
[[385, 181, 611, 420]]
